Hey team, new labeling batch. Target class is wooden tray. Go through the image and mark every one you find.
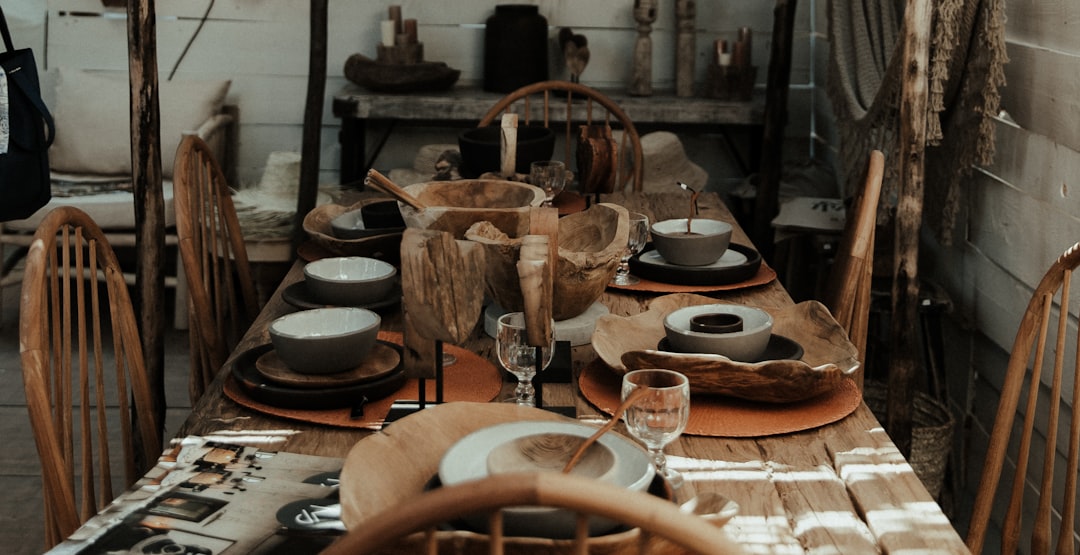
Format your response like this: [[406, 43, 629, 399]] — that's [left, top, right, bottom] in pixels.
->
[[592, 294, 859, 403]]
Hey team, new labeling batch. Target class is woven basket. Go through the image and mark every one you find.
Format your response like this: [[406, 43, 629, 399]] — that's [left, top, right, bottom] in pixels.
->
[[863, 381, 954, 499]]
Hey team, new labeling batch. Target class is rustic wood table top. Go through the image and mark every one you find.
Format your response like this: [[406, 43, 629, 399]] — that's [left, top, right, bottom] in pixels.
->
[[174, 191, 970, 554]]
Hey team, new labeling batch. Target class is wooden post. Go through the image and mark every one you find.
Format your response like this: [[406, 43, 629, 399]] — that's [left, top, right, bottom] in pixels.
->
[[293, 0, 329, 249], [126, 0, 165, 440], [752, 0, 796, 262], [674, 0, 695, 97], [887, 0, 933, 457], [628, 0, 657, 96]]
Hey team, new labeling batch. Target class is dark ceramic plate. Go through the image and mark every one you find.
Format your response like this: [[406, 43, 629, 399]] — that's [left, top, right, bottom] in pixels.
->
[[229, 343, 406, 410], [275, 497, 344, 532], [657, 334, 804, 362], [281, 281, 401, 312], [629, 243, 762, 286]]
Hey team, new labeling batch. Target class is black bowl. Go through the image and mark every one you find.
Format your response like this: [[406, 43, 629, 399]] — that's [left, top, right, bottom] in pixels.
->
[[457, 125, 555, 178], [361, 200, 406, 229]]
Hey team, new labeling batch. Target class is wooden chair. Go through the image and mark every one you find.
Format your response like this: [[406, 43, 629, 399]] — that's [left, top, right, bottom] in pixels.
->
[[321, 472, 746, 555], [822, 149, 885, 389], [967, 242, 1080, 554], [19, 206, 163, 548], [478, 80, 645, 192], [173, 134, 260, 403]]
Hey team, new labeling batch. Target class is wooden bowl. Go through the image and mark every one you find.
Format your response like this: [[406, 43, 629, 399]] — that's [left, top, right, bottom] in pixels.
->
[[398, 179, 545, 238], [592, 294, 859, 403], [465, 203, 628, 321], [303, 200, 404, 262]]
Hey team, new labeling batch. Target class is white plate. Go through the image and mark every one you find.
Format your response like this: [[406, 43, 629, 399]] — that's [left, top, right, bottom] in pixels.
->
[[638, 247, 748, 269], [439, 420, 655, 539]]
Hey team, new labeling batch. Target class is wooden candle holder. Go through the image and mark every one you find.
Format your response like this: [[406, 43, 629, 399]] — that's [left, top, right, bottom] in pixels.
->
[[376, 42, 424, 65]]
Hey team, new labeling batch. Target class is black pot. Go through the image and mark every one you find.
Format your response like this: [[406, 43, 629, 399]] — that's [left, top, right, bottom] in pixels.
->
[[483, 5, 549, 93], [457, 125, 555, 178]]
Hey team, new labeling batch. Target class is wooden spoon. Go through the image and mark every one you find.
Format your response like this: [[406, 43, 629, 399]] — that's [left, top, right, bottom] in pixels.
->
[[562, 387, 649, 474], [365, 169, 427, 211]]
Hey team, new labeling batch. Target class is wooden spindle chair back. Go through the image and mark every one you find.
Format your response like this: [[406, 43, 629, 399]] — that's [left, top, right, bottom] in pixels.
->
[[19, 206, 162, 548], [478, 80, 644, 192], [173, 134, 260, 403], [823, 149, 885, 389], [967, 242, 1080, 554], [320, 472, 746, 555]]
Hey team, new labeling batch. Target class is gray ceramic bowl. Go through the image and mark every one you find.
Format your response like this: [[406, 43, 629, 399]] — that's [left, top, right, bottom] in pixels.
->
[[269, 307, 381, 374], [304, 257, 397, 306], [663, 304, 773, 361], [650, 218, 733, 266]]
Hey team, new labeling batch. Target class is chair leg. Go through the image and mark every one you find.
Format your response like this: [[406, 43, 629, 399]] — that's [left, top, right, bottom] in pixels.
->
[[173, 245, 189, 330]]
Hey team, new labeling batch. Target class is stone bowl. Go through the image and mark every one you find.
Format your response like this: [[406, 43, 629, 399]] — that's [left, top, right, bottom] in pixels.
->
[[303, 256, 397, 306], [269, 307, 381, 374], [398, 179, 546, 238], [464, 203, 628, 321], [650, 218, 733, 266], [458, 125, 556, 178], [663, 304, 773, 362]]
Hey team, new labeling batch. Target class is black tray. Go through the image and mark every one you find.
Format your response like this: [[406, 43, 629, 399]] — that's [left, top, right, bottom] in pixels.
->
[[629, 243, 762, 286], [281, 281, 401, 312], [229, 343, 406, 410], [657, 333, 804, 362]]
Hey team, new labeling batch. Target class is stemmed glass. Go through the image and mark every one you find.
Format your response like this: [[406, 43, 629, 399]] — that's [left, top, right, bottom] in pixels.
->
[[621, 369, 690, 488], [610, 212, 649, 286], [495, 312, 555, 406], [530, 160, 567, 207]]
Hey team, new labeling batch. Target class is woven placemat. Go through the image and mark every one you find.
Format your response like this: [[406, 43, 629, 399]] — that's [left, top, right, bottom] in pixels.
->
[[606, 261, 777, 294], [578, 358, 861, 437], [224, 332, 503, 429]]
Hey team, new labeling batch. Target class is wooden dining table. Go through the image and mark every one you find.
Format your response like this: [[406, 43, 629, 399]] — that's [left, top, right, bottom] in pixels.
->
[[159, 190, 972, 553]]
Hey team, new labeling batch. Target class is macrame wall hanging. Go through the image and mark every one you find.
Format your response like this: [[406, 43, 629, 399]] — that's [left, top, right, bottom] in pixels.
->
[[826, 0, 1006, 245]]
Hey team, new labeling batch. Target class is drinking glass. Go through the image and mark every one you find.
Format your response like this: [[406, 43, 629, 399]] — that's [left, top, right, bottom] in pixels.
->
[[495, 312, 555, 406], [621, 369, 690, 488], [530, 160, 567, 207], [610, 212, 649, 286]]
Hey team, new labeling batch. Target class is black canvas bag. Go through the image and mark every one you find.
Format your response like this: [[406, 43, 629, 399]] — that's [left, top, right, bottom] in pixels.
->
[[0, 6, 53, 222]]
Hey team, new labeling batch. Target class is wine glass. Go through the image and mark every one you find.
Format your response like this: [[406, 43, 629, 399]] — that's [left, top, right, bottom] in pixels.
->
[[530, 160, 567, 207], [610, 212, 649, 286], [621, 369, 690, 488], [495, 312, 555, 406]]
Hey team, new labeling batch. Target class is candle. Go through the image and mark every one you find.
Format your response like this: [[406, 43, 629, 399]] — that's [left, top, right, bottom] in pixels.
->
[[388, 5, 403, 34], [380, 20, 396, 47], [404, 18, 418, 44]]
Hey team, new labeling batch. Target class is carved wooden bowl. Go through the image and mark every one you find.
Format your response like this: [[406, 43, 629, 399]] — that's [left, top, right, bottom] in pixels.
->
[[592, 293, 859, 403], [398, 179, 545, 238], [303, 200, 404, 261], [465, 203, 628, 321]]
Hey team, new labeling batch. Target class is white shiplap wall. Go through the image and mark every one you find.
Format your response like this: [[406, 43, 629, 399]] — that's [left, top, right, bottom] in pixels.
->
[[7, 0, 818, 189]]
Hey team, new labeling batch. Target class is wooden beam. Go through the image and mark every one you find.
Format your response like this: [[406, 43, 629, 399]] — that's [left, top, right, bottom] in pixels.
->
[[126, 0, 166, 442], [293, 0, 329, 250], [888, 0, 933, 456]]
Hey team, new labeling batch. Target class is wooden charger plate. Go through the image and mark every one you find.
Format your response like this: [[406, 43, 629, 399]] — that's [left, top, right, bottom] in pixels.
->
[[255, 341, 402, 389]]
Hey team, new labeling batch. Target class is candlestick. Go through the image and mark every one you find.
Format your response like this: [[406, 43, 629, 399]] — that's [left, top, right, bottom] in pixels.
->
[[629, 0, 657, 96], [404, 18, 418, 44], [674, 0, 696, 97]]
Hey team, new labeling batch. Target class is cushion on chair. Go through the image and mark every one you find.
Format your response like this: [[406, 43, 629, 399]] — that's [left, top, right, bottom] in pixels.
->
[[2, 181, 176, 232], [48, 68, 230, 179]]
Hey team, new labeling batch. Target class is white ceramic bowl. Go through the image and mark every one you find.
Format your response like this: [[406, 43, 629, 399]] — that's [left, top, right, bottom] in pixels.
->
[[439, 420, 655, 539], [269, 307, 381, 374], [303, 256, 397, 306], [650, 218, 733, 266], [663, 304, 773, 361]]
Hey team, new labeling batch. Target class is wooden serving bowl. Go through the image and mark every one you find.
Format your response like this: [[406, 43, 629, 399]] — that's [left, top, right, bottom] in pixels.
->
[[592, 293, 860, 403], [399, 179, 545, 238], [303, 200, 404, 262], [465, 203, 628, 321]]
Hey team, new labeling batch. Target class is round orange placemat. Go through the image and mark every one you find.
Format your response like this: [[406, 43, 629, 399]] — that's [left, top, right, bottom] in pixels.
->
[[606, 261, 777, 294], [224, 332, 504, 429], [578, 358, 862, 437]]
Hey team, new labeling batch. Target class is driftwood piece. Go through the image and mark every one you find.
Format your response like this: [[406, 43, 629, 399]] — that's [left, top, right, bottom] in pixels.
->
[[343, 53, 460, 93], [500, 114, 518, 178], [465, 203, 627, 321], [592, 293, 859, 403]]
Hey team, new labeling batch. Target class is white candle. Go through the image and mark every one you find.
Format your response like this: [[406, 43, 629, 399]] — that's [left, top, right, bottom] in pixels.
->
[[380, 20, 396, 47], [719, 53, 732, 66]]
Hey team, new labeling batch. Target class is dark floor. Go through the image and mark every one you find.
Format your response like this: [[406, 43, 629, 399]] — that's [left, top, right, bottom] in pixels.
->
[[0, 276, 194, 554]]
